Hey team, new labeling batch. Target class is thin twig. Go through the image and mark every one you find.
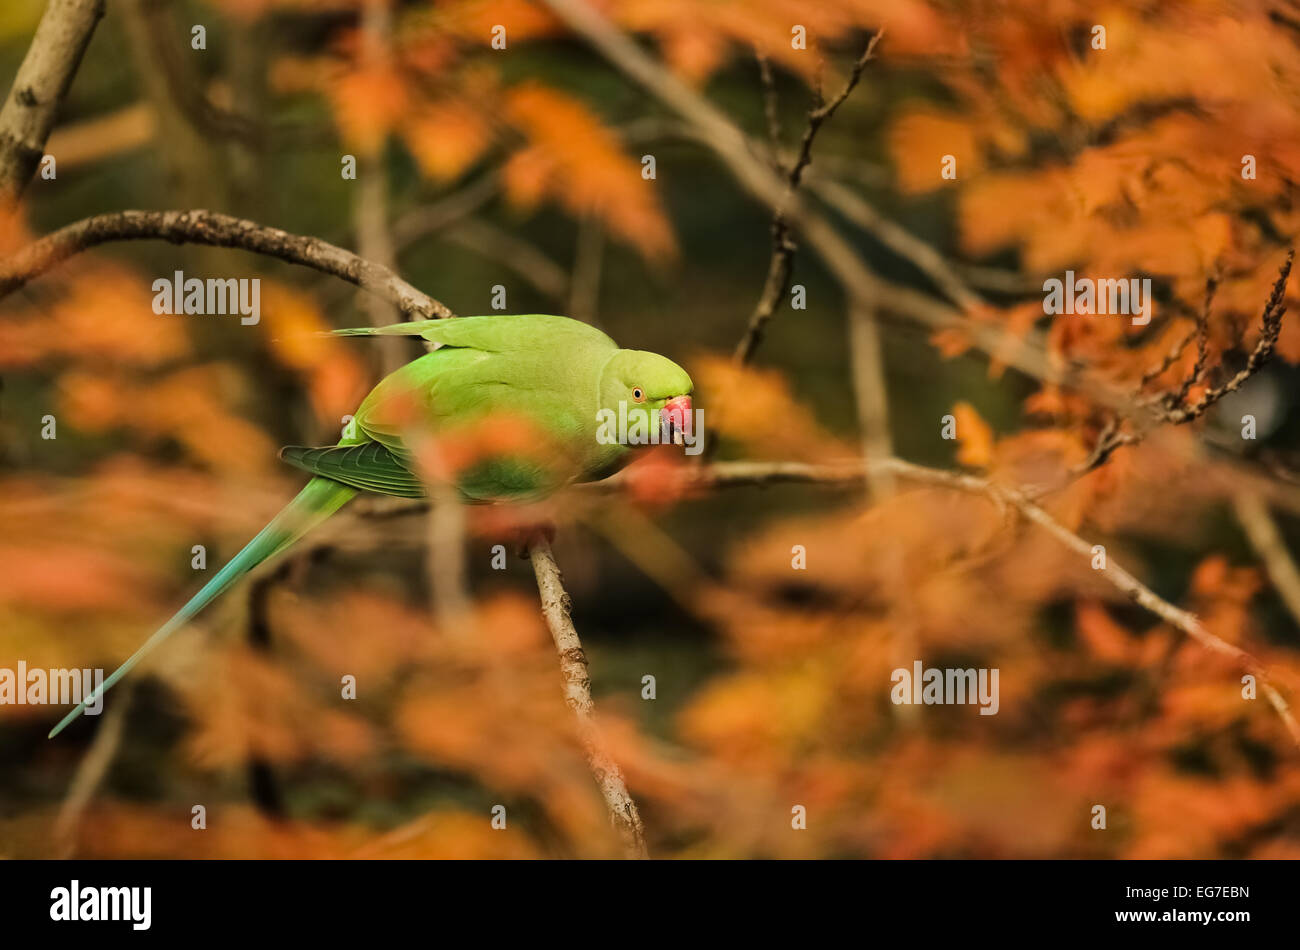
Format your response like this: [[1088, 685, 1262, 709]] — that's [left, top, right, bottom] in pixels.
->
[[428, 482, 472, 634], [786, 33, 883, 191], [734, 32, 882, 365], [391, 171, 502, 251], [1138, 324, 1198, 390], [1233, 490, 1300, 632], [733, 35, 895, 502], [1160, 251, 1292, 425], [569, 213, 606, 326], [1170, 273, 1218, 406], [53, 682, 134, 857], [527, 538, 648, 858], [1052, 252, 1293, 490], [449, 217, 569, 302], [755, 51, 781, 159], [733, 227, 797, 365]]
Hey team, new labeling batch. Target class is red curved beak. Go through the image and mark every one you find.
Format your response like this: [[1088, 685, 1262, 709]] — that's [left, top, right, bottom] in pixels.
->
[[660, 395, 693, 443]]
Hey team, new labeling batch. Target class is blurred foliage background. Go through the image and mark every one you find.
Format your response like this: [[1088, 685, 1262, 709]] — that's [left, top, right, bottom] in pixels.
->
[[4, 0, 1300, 858]]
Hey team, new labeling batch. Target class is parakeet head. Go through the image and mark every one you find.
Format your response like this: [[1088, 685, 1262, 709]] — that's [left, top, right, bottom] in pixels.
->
[[598, 349, 694, 445]]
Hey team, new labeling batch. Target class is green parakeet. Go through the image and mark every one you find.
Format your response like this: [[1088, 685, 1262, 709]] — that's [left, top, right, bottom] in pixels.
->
[[49, 314, 694, 737]]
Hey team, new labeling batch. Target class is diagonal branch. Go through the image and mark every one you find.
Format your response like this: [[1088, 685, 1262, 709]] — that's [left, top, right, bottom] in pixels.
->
[[537, 0, 1136, 413], [445, 217, 570, 301], [364, 458, 1300, 750], [0, 0, 104, 203], [527, 537, 648, 858], [391, 171, 502, 251], [0, 208, 455, 319], [1232, 490, 1300, 633], [787, 34, 883, 190], [735, 33, 882, 365], [808, 174, 986, 313], [611, 458, 1300, 748], [53, 681, 133, 857], [339, 445, 1300, 753]]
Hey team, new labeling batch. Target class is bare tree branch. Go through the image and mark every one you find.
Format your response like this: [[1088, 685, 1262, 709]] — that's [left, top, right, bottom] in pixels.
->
[[285, 453, 1300, 750], [391, 172, 502, 251], [1055, 251, 1293, 489], [353, 0, 407, 376], [849, 301, 895, 495], [0, 208, 456, 319], [0, 0, 104, 203], [569, 213, 605, 326], [428, 482, 472, 634], [808, 174, 986, 313], [610, 459, 1300, 748], [527, 538, 648, 858], [786, 35, 883, 190], [444, 217, 570, 302], [53, 681, 133, 857], [536, 0, 1135, 409], [1159, 251, 1291, 425], [734, 38, 896, 500], [734, 33, 882, 365], [1010, 487, 1300, 748], [1233, 490, 1300, 633], [755, 51, 782, 157]]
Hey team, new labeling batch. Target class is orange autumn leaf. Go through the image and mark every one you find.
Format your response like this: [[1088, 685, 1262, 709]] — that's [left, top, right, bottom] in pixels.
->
[[183, 644, 376, 768], [58, 366, 278, 475], [951, 401, 994, 468], [693, 354, 846, 461], [1075, 601, 1137, 664], [890, 110, 981, 194], [502, 82, 675, 260], [327, 63, 409, 153], [0, 263, 189, 368], [658, 26, 729, 83], [501, 143, 555, 209], [403, 98, 493, 181], [435, 0, 562, 45], [258, 283, 368, 418], [8, 0, 1300, 865]]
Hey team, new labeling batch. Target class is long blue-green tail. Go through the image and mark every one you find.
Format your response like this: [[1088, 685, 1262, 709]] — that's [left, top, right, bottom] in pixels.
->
[[48, 476, 357, 738]]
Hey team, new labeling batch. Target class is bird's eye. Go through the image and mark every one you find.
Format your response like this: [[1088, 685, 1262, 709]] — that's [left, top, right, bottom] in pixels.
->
[[632, 387, 645, 402]]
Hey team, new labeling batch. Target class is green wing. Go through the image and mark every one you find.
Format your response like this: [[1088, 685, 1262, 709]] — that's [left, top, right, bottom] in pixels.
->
[[320, 314, 621, 501], [350, 315, 613, 449], [279, 442, 425, 497], [332, 314, 616, 352]]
